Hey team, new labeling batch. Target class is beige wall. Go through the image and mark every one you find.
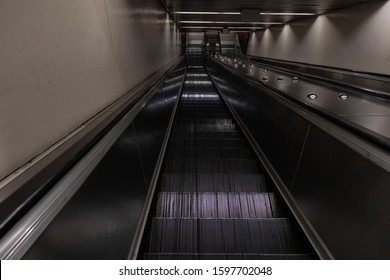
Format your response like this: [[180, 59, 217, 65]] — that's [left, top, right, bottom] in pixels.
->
[[247, 1, 390, 75], [0, 0, 181, 180]]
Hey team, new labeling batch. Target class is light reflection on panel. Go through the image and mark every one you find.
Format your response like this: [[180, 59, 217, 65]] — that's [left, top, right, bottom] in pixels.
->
[[24, 124, 147, 260]]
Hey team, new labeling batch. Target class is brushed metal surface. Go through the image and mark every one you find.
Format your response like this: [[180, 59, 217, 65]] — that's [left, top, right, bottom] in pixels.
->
[[23, 124, 147, 259], [134, 70, 185, 187], [134, 91, 171, 187], [208, 59, 310, 187], [206, 57, 390, 259], [243, 90, 310, 188], [292, 125, 390, 259], [19, 63, 185, 260]]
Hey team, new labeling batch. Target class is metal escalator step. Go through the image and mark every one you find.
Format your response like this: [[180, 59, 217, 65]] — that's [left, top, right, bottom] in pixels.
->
[[170, 138, 246, 148], [149, 218, 197, 253], [175, 112, 230, 119], [156, 192, 280, 218], [181, 88, 215, 91], [148, 218, 298, 254], [177, 108, 228, 113], [143, 253, 310, 260], [178, 104, 226, 110], [180, 101, 222, 105], [179, 106, 226, 111], [181, 89, 216, 94], [164, 159, 258, 173], [173, 123, 236, 132], [167, 147, 251, 159], [171, 131, 241, 139], [160, 173, 268, 192], [175, 118, 233, 125]]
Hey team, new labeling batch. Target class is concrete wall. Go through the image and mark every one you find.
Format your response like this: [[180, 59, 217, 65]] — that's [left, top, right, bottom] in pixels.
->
[[0, 0, 181, 180], [247, 1, 390, 75]]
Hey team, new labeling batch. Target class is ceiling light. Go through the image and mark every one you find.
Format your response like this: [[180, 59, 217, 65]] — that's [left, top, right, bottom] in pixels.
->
[[180, 26, 223, 29], [260, 12, 316, 16], [174, 11, 241, 15], [179, 21, 282, 25], [229, 27, 262, 29]]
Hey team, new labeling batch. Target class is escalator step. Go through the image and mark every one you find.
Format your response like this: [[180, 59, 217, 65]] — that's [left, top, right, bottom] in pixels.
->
[[148, 218, 298, 254], [164, 159, 258, 173], [160, 173, 268, 192], [180, 103, 224, 107], [175, 112, 231, 119], [144, 253, 310, 260], [175, 118, 233, 125], [155, 192, 280, 218], [180, 101, 222, 105], [174, 124, 236, 132], [173, 123, 236, 132], [167, 147, 251, 159], [170, 138, 246, 148], [178, 108, 228, 113], [171, 131, 241, 139]]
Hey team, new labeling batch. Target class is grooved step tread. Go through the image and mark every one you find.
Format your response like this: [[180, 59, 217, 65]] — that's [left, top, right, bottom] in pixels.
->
[[175, 118, 233, 125], [161, 173, 268, 192], [167, 147, 251, 159], [170, 138, 246, 148], [179, 104, 223, 108], [156, 192, 280, 218], [149, 218, 299, 254], [175, 113, 230, 118], [171, 131, 241, 139], [144, 253, 310, 260], [180, 101, 222, 104], [173, 123, 236, 132], [164, 159, 258, 173], [178, 108, 227, 113]]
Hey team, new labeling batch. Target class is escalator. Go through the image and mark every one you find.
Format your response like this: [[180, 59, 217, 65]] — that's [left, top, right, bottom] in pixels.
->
[[2, 52, 386, 260], [138, 67, 311, 260]]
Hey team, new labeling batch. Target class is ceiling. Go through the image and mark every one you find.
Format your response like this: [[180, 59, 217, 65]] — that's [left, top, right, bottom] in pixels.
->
[[162, 0, 380, 32]]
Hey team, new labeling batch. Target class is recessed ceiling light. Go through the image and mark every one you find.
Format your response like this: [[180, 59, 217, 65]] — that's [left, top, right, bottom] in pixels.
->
[[260, 12, 316, 16], [180, 26, 223, 29], [174, 11, 241, 15], [179, 21, 282, 25], [228, 27, 265, 30]]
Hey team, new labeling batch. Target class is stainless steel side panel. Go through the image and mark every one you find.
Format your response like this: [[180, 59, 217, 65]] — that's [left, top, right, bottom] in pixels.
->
[[207, 57, 390, 259], [134, 89, 171, 187], [243, 86, 310, 188], [292, 126, 390, 260], [134, 71, 184, 188], [209, 62, 310, 188], [22, 67, 185, 259], [23, 124, 147, 259]]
